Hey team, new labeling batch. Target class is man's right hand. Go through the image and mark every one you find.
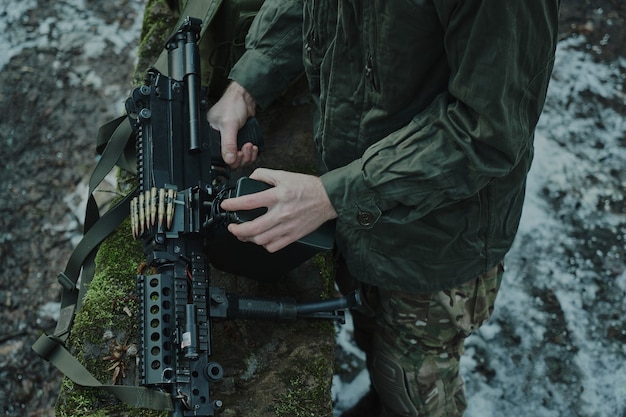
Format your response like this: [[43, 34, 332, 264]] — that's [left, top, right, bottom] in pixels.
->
[[207, 81, 259, 169]]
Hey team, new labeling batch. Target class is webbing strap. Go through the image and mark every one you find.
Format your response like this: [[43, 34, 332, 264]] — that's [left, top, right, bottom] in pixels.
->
[[52, 190, 135, 339], [95, 116, 136, 175], [32, 335, 173, 411], [52, 111, 137, 341]]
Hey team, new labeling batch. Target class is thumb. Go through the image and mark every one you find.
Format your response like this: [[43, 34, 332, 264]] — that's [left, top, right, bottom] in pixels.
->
[[220, 124, 239, 165]]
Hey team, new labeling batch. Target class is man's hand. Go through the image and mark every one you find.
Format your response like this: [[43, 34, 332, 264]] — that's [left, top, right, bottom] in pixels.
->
[[207, 81, 258, 168], [220, 168, 338, 253]]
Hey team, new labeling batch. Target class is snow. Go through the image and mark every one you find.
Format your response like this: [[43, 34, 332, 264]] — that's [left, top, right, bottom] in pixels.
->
[[333, 36, 626, 417], [488, 36, 626, 417], [0, 0, 142, 117], [0, 0, 39, 71], [332, 309, 371, 413]]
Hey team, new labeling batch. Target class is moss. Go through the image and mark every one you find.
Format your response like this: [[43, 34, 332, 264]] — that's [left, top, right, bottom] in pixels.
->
[[133, 0, 178, 85], [274, 350, 334, 417], [311, 252, 336, 300], [55, 377, 101, 417], [71, 217, 142, 346]]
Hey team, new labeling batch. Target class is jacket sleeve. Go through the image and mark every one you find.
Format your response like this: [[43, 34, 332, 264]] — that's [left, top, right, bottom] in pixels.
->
[[228, 0, 304, 109], [321, 0, 559, 226]]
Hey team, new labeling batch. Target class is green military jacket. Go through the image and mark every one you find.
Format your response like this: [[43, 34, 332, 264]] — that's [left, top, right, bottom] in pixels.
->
[[230, 0, 560, 292]]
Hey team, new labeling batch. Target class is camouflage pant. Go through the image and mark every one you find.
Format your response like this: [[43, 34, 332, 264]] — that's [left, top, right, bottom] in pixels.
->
[[338, 262, 504, 417]]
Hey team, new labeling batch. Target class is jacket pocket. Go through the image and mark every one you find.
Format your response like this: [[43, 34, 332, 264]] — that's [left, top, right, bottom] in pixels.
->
[[369, 196, 484, 266]]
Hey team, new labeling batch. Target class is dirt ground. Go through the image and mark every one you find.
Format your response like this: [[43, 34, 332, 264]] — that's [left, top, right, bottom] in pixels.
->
[[0, 0, 624, 416]]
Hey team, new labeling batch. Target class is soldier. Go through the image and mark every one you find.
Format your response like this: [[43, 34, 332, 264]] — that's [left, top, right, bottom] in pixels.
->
[[209, 1, 560, 416]]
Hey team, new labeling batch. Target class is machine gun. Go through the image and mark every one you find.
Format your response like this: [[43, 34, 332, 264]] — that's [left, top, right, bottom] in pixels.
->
[[124, 17, 361, 416]]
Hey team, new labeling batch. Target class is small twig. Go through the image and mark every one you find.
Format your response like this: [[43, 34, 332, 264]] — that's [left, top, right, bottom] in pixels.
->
[[0, 330, 28, 344]]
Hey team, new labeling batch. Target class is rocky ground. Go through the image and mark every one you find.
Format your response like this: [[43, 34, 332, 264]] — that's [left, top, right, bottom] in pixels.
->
[[0, 0, 624, 416], [0, 1, 144, 415]]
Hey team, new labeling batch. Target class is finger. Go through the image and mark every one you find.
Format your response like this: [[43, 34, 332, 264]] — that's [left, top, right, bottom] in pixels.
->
[[228, 222, 293, 253], [240, 143, 259, 165], [250, 145, 259, 161], [220, 195, 252, 212], [252, 223, 308, 253], [220, 190, 274, 212], [227, 217, 276, 242], [262, 235, 295, 253], [232, 214, 274, 236]]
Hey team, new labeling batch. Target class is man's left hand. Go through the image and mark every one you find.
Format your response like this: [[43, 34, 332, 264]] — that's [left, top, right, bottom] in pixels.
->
[[220, 168, 338, 253]]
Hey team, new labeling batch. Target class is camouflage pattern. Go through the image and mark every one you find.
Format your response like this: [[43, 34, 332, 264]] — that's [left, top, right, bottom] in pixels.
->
[[341, 262, 503, 417]]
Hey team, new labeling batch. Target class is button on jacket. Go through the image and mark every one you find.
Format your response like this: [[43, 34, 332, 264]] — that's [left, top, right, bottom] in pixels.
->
[[230, 0, 560, 292]]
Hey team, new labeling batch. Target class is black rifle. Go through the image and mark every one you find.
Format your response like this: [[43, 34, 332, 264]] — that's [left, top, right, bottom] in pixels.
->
[[125, 17, 361, 416]]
